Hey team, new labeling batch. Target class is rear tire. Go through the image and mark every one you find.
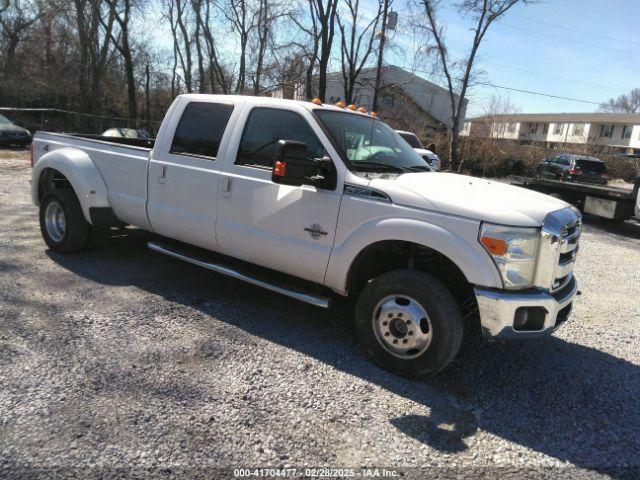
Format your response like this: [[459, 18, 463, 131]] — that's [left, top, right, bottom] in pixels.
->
[[39, 190, 90, 253], [355, 269, 463, 377]]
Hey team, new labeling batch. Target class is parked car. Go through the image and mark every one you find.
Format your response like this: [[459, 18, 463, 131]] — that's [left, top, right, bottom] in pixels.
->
[[396, 130, 441, 171], [0, 114, 32, 147], [102, 128, 152, 139], [537, 153, 609, 185], [30, 95, 581, 377]]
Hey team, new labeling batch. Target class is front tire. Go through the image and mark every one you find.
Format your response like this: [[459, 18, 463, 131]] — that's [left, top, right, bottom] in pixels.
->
[[39, 191, 90, 253], [355, 270, 463, 377]]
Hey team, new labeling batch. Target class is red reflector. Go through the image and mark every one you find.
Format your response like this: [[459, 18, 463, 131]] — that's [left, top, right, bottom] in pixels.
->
[[568, 168, 581, 174], [601, 172, 609, 177], [274, 161, 286, 177]]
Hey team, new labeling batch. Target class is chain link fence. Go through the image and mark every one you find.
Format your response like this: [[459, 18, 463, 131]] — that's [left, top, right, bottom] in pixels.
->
[[0, 107, 162, 136]]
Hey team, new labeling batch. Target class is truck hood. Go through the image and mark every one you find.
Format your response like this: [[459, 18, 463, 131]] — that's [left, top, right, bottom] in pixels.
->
[[370, 172, 569, 227]]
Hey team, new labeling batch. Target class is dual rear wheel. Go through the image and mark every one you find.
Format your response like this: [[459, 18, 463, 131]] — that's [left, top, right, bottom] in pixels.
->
[[39, 190, 90, 253]]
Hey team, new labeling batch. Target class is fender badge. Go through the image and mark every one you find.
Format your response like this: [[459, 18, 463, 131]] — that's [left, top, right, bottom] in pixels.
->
[[304, 223, 328, 240]]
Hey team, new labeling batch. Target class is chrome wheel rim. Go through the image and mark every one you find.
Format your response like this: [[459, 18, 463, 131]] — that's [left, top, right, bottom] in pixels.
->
[[372, 294, 433, 359], [45, 201, 66, 242]]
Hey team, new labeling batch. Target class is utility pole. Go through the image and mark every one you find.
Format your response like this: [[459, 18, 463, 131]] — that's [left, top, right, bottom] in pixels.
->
[[372, 2, 395, 112]]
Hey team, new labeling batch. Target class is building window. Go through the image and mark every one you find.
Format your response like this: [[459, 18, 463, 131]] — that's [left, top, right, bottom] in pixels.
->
[[553, 123, 564, 135], [572, 123, 584, 136], [528, 123, 538, 134], [507, 122, 516, 133], [381, 94, 394, 107], [600, 124, 613, 137], [621, 125, 632, 139], [542, 123, 549, 134]]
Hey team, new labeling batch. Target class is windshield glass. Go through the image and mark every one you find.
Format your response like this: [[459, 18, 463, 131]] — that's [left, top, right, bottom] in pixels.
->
[[315, 111, 429, 172], [0, 114, 11, 125], [398, 131, 423, 149]]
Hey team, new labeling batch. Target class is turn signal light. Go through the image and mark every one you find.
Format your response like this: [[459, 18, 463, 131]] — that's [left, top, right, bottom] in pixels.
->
[[335, 101, 346, 108], [357, 107, 367, 113], [311, 98, 322, 105], [481, 236, 507, 256], [274, 161, 286, 177], [347, 104, 357, 110]]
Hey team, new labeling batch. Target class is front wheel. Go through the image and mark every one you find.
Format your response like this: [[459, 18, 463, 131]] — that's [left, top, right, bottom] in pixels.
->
[[355, 270, 463, 377], [39, 190, 90, 253]]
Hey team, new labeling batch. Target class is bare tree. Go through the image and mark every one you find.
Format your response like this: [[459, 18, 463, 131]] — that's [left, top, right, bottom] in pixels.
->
[[418, 0, 532, 172], [337, 0, 382, 104], [372, 0, 392, 112], [599, 88, 640, 113], [67, 0, 116, 118], [103, 0, 139, 120], [0, 0, 45, 73], [200, 0, 229, 92], [310, 0, 338, 102]]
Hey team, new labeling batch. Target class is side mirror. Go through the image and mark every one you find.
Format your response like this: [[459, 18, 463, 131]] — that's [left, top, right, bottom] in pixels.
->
[[272, 140, 335, 189]]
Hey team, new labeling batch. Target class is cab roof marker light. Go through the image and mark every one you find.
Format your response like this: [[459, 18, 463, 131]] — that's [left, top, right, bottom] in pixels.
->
[[311, 98, 322, 105], [335, 101, 346, 108], [347, 104, 357, 110]]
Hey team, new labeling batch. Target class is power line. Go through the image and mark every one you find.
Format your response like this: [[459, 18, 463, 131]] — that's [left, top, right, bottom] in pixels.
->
[[506, 12, 640, 47], [405, 66, 602, 105], [479, 61, 626, 93], [495, 22, 640, 57]]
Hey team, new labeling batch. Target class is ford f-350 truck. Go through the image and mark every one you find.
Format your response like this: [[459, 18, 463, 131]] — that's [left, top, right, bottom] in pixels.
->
[[30, 95, 581, 376]]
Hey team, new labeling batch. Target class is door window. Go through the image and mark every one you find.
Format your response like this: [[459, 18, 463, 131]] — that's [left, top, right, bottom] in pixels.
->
[[236, 108, 325, 168], [170, 102, 234, 159]]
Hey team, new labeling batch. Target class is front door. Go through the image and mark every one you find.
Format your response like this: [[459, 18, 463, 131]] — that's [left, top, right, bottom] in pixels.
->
[[216, 105, 343, 284], [146, 99, 238, 250]]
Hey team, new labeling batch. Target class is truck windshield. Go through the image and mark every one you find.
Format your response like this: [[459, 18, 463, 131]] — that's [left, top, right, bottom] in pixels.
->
[[0, 115, 11, 125], [398, 131, 424, 149], [315, 110, 430, 172]]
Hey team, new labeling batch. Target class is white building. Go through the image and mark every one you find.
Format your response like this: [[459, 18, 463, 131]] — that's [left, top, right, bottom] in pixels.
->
[[460, 113, 640, 153], [273, 65, 467, 136]]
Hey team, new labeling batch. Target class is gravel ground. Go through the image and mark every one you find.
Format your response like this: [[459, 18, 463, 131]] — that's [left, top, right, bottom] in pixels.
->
[[1, 148, 639, 479]]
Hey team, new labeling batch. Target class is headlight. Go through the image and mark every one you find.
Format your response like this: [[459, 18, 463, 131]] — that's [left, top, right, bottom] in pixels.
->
[[479, 223, 540, 289]]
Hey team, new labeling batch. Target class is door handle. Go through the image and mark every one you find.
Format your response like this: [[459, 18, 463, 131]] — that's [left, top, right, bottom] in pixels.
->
[[221, 176, 232, 198], [158, 165, 166, 184]]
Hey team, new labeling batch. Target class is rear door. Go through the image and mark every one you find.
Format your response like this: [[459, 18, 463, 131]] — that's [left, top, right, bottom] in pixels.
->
[[146, 99, 239, 250], [215, 104, 344, 284]]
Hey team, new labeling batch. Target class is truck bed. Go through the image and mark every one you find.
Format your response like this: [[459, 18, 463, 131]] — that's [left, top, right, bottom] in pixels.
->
[[508, 175, 636, 200]]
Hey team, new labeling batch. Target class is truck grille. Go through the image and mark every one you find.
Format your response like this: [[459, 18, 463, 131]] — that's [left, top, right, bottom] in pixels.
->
[[552, 218, 580, 292], [536, 207, 581, 292]]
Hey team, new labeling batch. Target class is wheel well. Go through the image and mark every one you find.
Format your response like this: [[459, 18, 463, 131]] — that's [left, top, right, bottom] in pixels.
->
[[347, 241, 478, 318], [38, 168, 73, 202]]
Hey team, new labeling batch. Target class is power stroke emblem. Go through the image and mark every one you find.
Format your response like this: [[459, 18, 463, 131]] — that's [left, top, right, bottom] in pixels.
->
[[304, 223, 328, 240]]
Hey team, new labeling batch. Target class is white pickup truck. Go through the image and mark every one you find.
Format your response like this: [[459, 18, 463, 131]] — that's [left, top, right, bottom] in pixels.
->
[[31, 94, 581, 376]]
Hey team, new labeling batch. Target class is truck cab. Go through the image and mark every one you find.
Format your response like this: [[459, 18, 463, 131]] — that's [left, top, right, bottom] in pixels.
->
[[31, 94, 581, 377]]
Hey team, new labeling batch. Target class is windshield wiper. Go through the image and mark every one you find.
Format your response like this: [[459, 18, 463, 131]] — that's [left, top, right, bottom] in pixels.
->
[[404, 165, 432, 172], [351, 161, 407, 173]]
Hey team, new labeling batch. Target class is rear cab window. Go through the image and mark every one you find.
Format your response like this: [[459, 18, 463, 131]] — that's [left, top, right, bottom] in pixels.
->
[[170, 102, 234, 159]]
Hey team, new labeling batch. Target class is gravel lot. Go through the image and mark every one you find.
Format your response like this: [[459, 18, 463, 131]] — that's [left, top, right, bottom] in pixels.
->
[[1, 148, 639, 479]]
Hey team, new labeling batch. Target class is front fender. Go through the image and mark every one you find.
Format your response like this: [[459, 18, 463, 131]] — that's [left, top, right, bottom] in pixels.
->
[[324, 216, 502, 294], [32, 147, 110, 224]]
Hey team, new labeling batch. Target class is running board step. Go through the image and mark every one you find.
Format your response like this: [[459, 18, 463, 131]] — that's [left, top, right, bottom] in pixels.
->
[[147, 242, 331, 309]]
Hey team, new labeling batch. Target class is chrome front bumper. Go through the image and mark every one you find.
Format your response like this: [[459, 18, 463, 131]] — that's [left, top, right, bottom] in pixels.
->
[[474, 277, 578, 339]]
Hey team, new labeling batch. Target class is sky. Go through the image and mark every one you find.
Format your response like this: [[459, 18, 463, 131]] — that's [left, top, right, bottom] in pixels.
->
[[385, 0, 640, 117], [148, 0, 640, 118]]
